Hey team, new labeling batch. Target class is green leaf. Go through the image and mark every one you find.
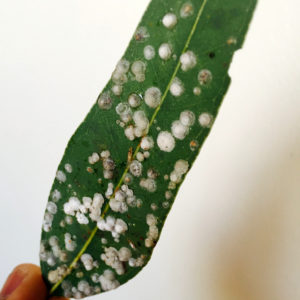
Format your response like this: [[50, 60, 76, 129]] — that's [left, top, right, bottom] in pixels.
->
[[40, 0, 257, 298]]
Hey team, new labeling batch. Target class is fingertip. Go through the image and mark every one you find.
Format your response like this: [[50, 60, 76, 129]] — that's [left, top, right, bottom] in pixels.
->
[[1, 264, 47, 300]]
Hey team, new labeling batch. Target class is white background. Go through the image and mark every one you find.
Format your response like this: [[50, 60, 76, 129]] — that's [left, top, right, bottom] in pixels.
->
[[0, 0, 299, 299]]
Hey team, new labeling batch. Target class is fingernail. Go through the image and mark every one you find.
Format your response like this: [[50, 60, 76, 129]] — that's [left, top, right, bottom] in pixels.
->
[[0, 268, 26, 299]]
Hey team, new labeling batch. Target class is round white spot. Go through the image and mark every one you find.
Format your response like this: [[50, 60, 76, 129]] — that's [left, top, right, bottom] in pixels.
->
[[64, 163, 73, 173], [193, 87, 201, 95], [174, 159, 189, 175], [180, 110, 195, 126], [47, 202, 57, 214], [198, 69, 213, 85], [180, 3, 194, 18], [171, 120, 188, 140], [162, 13, 177, 29], [129, 160, 143, 177], [133, 110, 149, 131], [144, 45, 155, 60], [115, 59, 130, 73], [140, 178, 157, 193], [141, 136, 154, 150], [157, 131, 175, 152], [170, 170, 182, 183], [145, 87, 162, 108], [136, 152, 144, 162], [131, 61, 146, 75], [116, 102, 131, 115], [112, 85, 123, 96], [135, 26, 150, 41], [56, 170, 66, 183], [180, 51, 197, 71], [198, 113, 213, 127], [131, 61, 146, 82], [124, 125, 135, 141], [128, 94, 141, 108], [170, 77, 184, 97], [98, 92, 113, 110], [158, 43, 172, 60]]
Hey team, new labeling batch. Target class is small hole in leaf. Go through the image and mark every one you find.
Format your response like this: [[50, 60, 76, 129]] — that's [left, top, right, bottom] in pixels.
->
[[209, 52, 215, 59]]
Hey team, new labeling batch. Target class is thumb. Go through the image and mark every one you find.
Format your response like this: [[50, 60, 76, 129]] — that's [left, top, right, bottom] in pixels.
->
[[0, 264, 47, 300], [0, 264, 68, 300]]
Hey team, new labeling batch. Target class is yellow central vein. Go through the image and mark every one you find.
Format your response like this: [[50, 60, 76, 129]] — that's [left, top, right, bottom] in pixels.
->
[[50, 0, 208, 294]]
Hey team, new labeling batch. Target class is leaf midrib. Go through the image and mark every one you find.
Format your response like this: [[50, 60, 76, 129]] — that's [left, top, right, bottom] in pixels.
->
[[50, 0, 208, 294]]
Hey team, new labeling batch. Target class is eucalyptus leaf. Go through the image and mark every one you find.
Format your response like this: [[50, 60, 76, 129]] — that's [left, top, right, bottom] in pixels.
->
[[40, 0, 257, 298]]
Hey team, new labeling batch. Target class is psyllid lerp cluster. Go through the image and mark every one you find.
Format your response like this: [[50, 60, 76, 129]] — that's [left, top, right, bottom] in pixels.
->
[[40, 0, 257, 298]]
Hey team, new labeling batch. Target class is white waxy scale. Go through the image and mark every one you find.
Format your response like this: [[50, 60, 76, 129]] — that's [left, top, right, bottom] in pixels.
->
[[180, 2, 194, 18], [88, 152, 100, 165], [180, 110, 195, 126], [145, 214, 159, 247], [151, 203, 158, 211], [64, 163, 73, 173], [128, 255, 145, 267], [63, 193, 104, 224], [134, 26, 149, 41], [143, 151, 150, 158], [116, 102, 132, 123], [175, 159, 189, 175], [162, 201, 170, 208], [101, 246, 131, 275], [144, 45, 155, 60], [170, 77, 184, 97], [81, 253, 94, 271], [47, 202, 57, 214], [56, 170, 66, 183], [128, 93, 141, 108], [112, 84, 123, 96], [98, 92, 113, 110], [140, 178, 157, 192], [47, 265, 68, 284], [124, 125, 135, 141], [199, 112, 213, 127], [124, 110, 149, 140], [157, 131, 175, 152], [158, 43, 172, 60], [64, 233, 77, 252], [99, 269, 120, 292], [101, 150, 110, 158], [112, 59, 129, 85], [180, 50, 197, 71], [171, 120, 189, 140], [193, 86, 201, 95], [136, 152, 144, 162], [162, 13, 177, 29], [198, 69, 213, 85], [168, 159, 189, 186], [131, 60, 146, 82], [141, 136, 154, 150], [97, 216, 128, 239], [51, 189, 61, 202], [145, 87, 162, 108], [129, 160, 143, 177], [147, 168, 158, 179], [165, 190, 173, 200]]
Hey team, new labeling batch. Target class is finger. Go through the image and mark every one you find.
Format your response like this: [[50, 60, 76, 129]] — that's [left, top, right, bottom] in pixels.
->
[[0, 264, 47, 300]]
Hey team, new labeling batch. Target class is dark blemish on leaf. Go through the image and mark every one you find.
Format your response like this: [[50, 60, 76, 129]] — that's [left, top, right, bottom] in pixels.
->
[[209, 52, 215, 59]]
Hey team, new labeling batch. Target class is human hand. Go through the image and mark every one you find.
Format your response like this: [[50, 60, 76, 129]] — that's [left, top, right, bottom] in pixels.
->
[[0, 264, 68, 300]]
